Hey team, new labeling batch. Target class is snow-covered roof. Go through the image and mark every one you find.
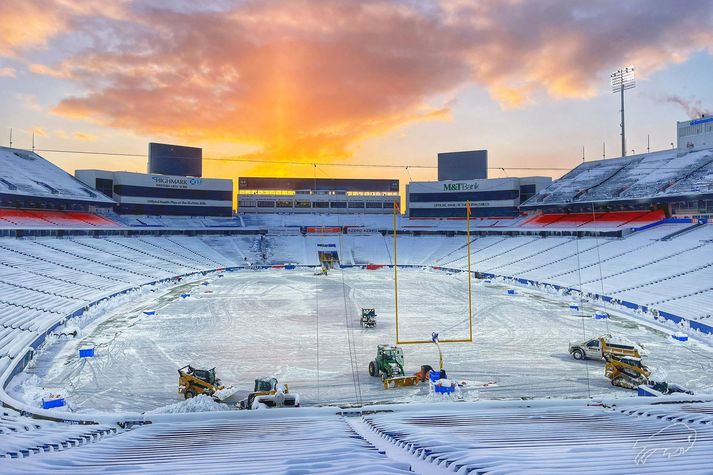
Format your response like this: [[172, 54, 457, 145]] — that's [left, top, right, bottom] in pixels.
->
[[524, 147, 713, 207], [0, 147, 114, 205]]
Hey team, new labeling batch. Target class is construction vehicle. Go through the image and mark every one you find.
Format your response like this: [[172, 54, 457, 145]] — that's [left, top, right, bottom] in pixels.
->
[[178, 365, 224, 399], [604, 355, 694, 393], [237, 377, 299, 410], [360, 308, 377, 328], [569, 334, 640, 361], [369, 344, 405, 382], [604, 354, 651, 389], [369, 334, 444, 389]]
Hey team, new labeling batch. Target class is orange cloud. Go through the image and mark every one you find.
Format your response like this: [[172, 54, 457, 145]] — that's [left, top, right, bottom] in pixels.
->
[[0, 1, 64, 56], [31, 126, 47, 137], [73, 131, 96, 141], [0, 1, 127, 56], [13, 0, 713, 163]]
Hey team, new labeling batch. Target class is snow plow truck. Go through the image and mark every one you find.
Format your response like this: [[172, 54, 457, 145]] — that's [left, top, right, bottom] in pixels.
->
[[569, 334, 641, 361]]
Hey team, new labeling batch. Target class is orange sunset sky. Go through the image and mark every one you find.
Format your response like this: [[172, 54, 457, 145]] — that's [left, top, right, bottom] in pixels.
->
[[1, 0, 712, 190]]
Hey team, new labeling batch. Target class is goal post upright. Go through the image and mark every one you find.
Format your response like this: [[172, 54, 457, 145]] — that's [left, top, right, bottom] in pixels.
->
[[393, 199, 399, 345], [467, 200, 473, 343], [394, 199, 474, 345]]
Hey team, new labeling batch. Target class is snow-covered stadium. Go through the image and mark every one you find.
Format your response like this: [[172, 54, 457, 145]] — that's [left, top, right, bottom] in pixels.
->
[[1, 140, 713, 474]]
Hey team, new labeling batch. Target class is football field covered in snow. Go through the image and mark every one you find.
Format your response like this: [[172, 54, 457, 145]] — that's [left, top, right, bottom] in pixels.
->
[[15, 268, 713, 414]]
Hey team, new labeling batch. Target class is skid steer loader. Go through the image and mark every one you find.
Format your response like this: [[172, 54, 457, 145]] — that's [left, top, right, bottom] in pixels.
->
[[604, 355, 693, 394], [604, 354, 651, 389], [177, 365, 243, 403], [178, 365, 224, 399]]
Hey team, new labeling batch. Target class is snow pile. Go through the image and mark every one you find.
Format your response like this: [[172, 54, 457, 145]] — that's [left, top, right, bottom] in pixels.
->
[[147, 395, 230, 414], [672, 332, 689, 342], [608, 334, 645, 354], [7, 373, 70, 411]]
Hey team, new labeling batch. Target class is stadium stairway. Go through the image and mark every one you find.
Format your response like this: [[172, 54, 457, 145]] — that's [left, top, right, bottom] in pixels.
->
[[138, 237, 212, 268], [435, 236, 507, 267], [484, 238, 573, 273], [163, 236, 234, 268], [32, 241, 157, 281], [68, 239, 177, 279], [611, 260, 713, 296], [578, 241, 711, 286], [104, 238, 204, 274], [0, 241, 131, 290], [505, 238, 604, 277], [541, 238, 658, 282]]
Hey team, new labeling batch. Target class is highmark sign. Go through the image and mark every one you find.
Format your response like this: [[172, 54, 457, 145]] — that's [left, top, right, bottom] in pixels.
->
[[151, 176, 203, 189], [443, 182, 479, 192]]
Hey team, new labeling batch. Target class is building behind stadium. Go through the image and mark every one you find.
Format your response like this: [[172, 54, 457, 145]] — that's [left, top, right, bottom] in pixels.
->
[[75, 142, 233, 217], [28, 116, 709, 221], [237, 177, 400, 214], [407, 176, 552, 219]]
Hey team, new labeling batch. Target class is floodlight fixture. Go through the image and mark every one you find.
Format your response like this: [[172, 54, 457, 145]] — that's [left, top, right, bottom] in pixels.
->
[[611, 66, 636, 157]]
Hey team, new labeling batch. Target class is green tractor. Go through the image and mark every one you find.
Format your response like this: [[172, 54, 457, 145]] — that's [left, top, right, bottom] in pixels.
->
[[368, 344, 405, 381]]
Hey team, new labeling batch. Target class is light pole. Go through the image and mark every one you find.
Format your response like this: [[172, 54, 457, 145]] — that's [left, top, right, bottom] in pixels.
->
[[611, 67, 635, 157]]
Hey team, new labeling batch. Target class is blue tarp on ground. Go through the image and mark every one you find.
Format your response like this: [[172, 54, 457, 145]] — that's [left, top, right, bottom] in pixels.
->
[[42, 397, 65, 409]]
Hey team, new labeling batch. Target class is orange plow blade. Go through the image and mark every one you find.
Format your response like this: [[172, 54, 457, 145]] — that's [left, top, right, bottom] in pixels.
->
[[383, 375, 421, 389]]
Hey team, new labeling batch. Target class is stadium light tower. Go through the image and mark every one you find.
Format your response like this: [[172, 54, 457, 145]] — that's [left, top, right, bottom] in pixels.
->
[[611, 66, 635, 157]]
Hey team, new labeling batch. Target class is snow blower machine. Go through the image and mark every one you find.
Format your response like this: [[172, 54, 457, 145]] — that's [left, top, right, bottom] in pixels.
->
[[237, 377, 299, 410], [360, 308, 377, 328]]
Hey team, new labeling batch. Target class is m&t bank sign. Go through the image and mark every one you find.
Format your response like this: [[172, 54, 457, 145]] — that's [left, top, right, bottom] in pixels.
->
[[443, 182, 479, 192]]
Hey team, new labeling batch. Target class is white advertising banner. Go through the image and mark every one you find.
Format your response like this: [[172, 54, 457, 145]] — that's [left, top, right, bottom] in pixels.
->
[[113, 171, 232, 191], [408, 200, 517, 209]]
